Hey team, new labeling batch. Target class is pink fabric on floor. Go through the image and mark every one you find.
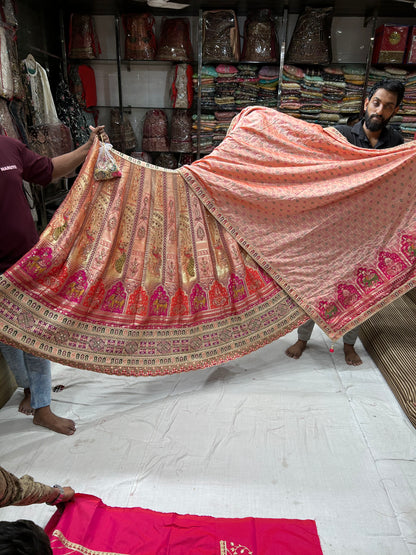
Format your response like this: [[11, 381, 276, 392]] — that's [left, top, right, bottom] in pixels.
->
[[45, 494, 323, 554]]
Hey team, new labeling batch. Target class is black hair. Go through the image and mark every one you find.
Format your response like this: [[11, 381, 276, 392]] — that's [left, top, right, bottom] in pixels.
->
[[0, 520, 52, 555], [367, 78, 405, 107]]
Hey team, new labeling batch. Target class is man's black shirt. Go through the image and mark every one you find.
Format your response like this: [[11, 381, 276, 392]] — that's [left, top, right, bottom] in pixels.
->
[[333, 119, 404, 149]]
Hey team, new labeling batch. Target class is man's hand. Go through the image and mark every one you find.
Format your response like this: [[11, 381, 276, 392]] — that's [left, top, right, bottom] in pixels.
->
[[88, 125, 109, 145]]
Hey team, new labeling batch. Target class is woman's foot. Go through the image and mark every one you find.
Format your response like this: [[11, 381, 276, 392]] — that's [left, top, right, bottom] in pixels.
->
[[33, 406, 76, 435], [18, 388, 34, 415]]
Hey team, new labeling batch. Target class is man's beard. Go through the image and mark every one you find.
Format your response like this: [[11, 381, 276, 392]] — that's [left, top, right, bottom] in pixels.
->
[[364, 110, 390, 132]]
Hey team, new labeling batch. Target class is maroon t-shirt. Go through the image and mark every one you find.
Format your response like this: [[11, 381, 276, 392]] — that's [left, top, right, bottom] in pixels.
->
[[0, 136, 54, 273]]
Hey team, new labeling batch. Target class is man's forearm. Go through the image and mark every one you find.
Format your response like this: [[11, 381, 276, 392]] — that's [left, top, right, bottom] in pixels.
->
[[51, 142, 92, 180], [51, 125, 106, 180]]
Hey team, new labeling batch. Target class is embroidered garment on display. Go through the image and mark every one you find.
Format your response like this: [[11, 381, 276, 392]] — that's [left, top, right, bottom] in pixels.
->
[[21, 54, 60, 126], [45, 494, 324, 554], [0, 106, 415, 377]]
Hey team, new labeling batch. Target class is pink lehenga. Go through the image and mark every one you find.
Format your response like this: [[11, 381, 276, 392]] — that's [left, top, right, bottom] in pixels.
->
[[0, 107, 415, 376]]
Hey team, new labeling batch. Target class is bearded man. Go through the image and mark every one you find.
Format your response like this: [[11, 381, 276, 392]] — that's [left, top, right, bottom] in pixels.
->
[[285, 78, 405, 366]]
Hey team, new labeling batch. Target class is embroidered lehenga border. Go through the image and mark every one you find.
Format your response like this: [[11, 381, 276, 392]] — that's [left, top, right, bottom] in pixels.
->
[[0, 107, 415, 376]]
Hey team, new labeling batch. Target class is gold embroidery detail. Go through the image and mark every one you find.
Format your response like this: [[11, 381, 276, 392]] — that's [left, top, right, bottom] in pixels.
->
[[220, 539, 253, 554], [51, 530, 129, 555]]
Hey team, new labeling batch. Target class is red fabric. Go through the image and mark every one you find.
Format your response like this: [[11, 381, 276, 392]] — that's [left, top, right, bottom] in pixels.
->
[[46, 494, 323, 554], [77, 64, 97, 108]]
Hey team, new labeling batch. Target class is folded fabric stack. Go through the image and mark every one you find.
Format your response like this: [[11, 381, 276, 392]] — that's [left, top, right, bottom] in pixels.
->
[[341, 64, 366, 114], [214, 64, 239, 110], [213, 110, 237, 147], [193, 65, 217, 111], [300, 67, 324, 122], [279, 64, 303, 117], [367, 65, 390, 92], [400, 70, 416, 141], [257, 65, 279, 107], [320, 66, 345, 124], [235, 64, 259, 109], [191, 113, 215, 153]]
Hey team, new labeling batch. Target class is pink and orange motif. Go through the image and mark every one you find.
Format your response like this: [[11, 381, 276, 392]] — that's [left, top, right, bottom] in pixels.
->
[[190, 283, 207, 314], [126, 287, 149, 316], [60, 270, 88, 303], [209, 281, 229, 308], [22, 247, 52, 278], [401, 234, 416, 262], [149, 286, 169, 316], [356, 267, 384, 292], [337, 284, 362, 309], [102, 281, 127, 313], [170, 288, 189, 316], [378, 251, 406, 279]]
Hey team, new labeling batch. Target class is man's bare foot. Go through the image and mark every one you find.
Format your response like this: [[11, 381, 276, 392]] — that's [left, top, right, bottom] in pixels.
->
[[285, 339, 308, 359], [343, 343, 362, 366], [33, 406, 76, 435], [18, 388, 34, 415]]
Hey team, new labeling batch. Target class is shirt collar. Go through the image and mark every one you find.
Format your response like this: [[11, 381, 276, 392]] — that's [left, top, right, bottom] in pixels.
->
[[351, 119, 390, 148]]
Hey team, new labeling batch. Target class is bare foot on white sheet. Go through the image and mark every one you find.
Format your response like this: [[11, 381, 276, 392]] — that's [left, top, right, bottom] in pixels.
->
[[18, 388, 34, 415], [343, 344, 363, 366], [33, 406, 76, 435], [285, 339, 308, 359]]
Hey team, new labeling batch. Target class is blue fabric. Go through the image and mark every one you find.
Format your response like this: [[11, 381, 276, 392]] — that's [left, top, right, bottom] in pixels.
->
[[0, 342, 51, 409]]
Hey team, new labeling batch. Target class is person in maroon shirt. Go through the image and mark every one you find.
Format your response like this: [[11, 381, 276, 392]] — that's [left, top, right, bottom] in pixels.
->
[[0, 125, 107, 435]]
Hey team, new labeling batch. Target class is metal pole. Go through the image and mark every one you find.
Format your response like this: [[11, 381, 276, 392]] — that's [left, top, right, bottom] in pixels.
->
[[361, 14, 378, 117], [197, 9, 203, 159], [115, 15, 124, 122], [277, 6, 288, 110]]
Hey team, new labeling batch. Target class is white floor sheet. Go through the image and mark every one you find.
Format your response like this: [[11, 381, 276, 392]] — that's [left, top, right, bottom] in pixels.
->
[[1, 327, 415, 554]]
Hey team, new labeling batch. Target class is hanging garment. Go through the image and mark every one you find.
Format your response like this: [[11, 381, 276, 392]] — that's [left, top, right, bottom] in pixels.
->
[[68, 14, 101, 59], [27, 122, 74, 158], [171, 63, 193, 109], [241, 8, 278, 62], [110, 108, 137, 153], [0, 107, 415, 377], [0, 97, 19, 138], [54, 76, 90, 148], [21, 54, 60, 126], [156, 17, 193, 62], [286, 7, 334, 65], [0, 25, 13, 99], [0, 0, 17, 27], [123, 13, 156, 60], [202, 10, 240, 62], [46, 494, 324, 554]]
